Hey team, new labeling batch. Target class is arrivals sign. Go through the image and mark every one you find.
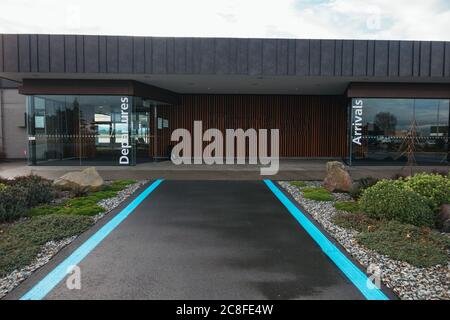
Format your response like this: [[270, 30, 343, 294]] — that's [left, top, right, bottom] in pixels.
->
[[352, 99, 363, 146]]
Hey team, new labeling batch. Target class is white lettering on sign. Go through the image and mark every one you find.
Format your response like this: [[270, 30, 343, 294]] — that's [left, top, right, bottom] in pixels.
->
[[352, 99, 364, 146], [119, 97, 131, 165]]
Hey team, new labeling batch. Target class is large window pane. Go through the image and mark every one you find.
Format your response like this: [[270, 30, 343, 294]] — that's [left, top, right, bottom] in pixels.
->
[[27, 95, 135, 166], [350, 98, 449, 165]]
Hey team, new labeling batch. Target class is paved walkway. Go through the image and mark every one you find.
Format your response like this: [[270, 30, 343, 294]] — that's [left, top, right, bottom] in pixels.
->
[[7, 181, 383, 300], [1, 160, 447, 180]]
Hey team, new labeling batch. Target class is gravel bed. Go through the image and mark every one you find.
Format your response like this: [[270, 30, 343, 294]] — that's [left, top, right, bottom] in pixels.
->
[[279, 181, 450, 300], [0, 180, 147, 299]]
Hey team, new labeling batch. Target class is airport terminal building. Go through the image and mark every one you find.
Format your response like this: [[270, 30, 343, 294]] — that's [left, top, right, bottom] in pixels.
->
[[0, 34, 449, 166]]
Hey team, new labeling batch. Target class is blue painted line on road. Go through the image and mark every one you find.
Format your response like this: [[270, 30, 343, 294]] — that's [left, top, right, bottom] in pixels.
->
[[263, 180, 389, 300], [20, 179, 164, 300]]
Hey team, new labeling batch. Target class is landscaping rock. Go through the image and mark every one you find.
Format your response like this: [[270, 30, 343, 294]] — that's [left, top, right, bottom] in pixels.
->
[[53, 167, 104, 192], [323, 161, 353, 192], [438, 204, 450, 229], [442, 219, 450, 233]]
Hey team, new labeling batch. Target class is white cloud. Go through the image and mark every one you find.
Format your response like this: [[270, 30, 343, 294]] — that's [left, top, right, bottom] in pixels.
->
[[0, 0, 448, 40]]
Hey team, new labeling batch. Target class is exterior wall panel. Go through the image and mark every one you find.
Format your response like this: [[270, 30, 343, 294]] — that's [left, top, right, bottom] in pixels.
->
[[236, 39, 248, 74], [18, 34, 30, 73], [75, 35, 84, 73], [99, 36, 107, 73], [420, 42, 431, 77], [446, 42, 450, 77], [320, 40, 334, 76], [83, 36, 100, 73], [431, 42, 445, 77], [0, 34, 449, 79], [118, 37, 133, 73], [106, 36, 118, 73], [262, 39, 277, 75], [49, 35, 65, 73], [388, 41, 400, 77], [341, 40, 354, 76], [166, 38, 175, 74], [3, 34, 18, 72], [295, 40, 309, 76], [399, 41, 413, 77], [309, 40, 321, 76], [64, 35, 77, 73], [353, 40, 367, 76], [157, 94, 348, 158], [0, 34, 3, 72], [248, 39, 262, 75], [132, 37, 144, 74], [276, 39, 288, 75], [215, 38, 229, 74], [334, 40, 343, 76], [374, 40, 389, 77]]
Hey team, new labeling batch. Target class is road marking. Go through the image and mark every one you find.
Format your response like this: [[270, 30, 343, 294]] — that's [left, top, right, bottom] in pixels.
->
[[263, 180, 389, 300], [20, 179, 164, 300]]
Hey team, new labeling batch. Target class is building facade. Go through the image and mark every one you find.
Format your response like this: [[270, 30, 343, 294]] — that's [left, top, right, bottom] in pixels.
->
[[0, 34, 449, 166]]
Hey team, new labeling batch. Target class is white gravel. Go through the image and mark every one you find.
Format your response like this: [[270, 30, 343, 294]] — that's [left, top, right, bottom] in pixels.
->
[[279, 181, 450, 300], [0, 180, 147, 299]]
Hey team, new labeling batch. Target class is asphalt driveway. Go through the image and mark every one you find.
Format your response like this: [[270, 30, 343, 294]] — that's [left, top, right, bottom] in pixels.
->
[[10, 180, 369, 300]]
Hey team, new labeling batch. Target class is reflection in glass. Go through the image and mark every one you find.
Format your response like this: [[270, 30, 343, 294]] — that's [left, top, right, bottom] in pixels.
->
[[351, 98, 449, 165], [27, 95, 135, 165]]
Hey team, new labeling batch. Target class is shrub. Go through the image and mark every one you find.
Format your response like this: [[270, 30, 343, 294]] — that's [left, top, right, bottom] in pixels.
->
[[13, 175, 54, 208], [0, 187, 27, 222], [333, 212, 381, 233], [7, 214, 93, 244], [290, 181, 307, 188], [357, 220, 450, 267], [359, 179, 435, 227], [302, 187, 334, 201], [403, 173, 450, 211], [0, 214, 93, 276], [349, 176, 379, 199], [334, 201, 360, 213], [26, 179, 136, 218]]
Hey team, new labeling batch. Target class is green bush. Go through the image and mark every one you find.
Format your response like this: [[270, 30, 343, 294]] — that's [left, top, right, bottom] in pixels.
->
[[302, 187, 334, 201], [349, 176, 379, 199], [0, 214, 93, 276], [334, 201, 360, 213], [333, 212, 381, 233], [26, 179, 136, 218], [13, 175, 54, 208], [359, 179, 435, 227], [357, 220, 450, 267], [404, 173, 450, 211], [290, 181, 307, 188], [0, 187, 27, 222], [7, 214, 94, 244]]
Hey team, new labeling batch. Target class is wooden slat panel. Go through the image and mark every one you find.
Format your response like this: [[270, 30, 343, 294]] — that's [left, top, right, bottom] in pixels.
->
[[155, 94, 348, 158]]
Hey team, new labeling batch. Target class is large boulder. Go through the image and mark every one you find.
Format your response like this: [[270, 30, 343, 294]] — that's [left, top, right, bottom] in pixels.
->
[[323, 161, 353, 192], [53, 167, 104, 193]]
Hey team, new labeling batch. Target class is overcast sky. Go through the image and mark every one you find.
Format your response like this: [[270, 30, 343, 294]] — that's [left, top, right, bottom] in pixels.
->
[[0, 0, 449, 40]]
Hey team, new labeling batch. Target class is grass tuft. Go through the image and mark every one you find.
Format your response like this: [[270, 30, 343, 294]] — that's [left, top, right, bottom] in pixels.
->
[[334, 201, 360, 213], [290, 181, 307, 188], [302, 187, 334, 202]]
